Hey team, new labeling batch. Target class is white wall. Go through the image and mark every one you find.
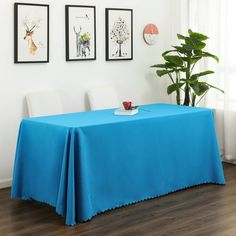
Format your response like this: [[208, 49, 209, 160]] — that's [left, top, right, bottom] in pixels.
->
[[0, 0, 181, 188]]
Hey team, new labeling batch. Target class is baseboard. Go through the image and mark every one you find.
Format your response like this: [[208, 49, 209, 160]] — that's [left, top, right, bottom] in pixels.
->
[[222, 158, 236, 164], [0, 178, 12, 189]]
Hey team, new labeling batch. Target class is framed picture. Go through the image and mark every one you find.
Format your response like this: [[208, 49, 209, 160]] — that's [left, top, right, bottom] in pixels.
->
[[105, 8, 133, 61], [65, 5, 96, 61], [14, 3, 49, 63]]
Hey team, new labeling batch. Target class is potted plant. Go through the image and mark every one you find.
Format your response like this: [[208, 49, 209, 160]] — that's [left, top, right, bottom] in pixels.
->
[[151, 29, 223, 106]]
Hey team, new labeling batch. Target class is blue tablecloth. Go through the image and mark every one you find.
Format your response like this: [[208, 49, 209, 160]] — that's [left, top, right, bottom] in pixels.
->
[[11, 104, 225, 225]]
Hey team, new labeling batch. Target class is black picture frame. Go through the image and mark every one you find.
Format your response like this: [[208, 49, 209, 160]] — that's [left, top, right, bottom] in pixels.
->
[[65, 5, 96, 61], [14, 3, 49, 63], [105, 8, 133, 61]]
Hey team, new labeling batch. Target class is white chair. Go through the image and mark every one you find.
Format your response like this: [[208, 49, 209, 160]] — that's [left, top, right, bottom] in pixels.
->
[[26, 90, 63, 117], [87, 86, 120, 110]]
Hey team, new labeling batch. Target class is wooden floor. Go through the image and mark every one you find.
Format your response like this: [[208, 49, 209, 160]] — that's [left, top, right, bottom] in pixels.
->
[[1, 163, 236, 236]]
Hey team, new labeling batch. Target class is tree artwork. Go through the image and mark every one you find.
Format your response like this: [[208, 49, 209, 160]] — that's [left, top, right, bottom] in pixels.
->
[[110, 17, 129, 57]]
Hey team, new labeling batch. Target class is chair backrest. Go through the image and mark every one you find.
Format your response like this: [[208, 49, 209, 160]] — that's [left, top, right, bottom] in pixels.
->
[[87, 86, 120, 110], [26, 90, 63, 117]]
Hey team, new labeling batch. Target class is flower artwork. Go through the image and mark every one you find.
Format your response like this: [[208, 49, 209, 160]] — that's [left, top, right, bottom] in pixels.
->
[[106, 9, 133, 61], [66, 5, 96, 61]]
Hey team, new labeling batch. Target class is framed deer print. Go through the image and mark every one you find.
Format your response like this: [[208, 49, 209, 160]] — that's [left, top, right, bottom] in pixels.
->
[[65, 5, 96, 61], [105, 8, 133, 61], [14, 3, 49, 63]]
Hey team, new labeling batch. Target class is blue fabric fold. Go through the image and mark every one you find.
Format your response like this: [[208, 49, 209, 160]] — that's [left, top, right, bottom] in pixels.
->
[[11, 104, 225, 226]]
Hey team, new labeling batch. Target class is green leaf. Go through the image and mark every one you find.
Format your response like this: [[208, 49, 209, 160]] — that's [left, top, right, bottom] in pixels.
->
[[201, 51, 219, 62], [130, 106, 138, 110], [188, 29, 193, 34], [167, 83, 184, 95], [177, 34, 186, 40], [189, 31, 209, 41], [162, 50, 177, 57], [172, 46, 188, 54], [191, 70, 215, 80], [156, 69, 174, 77], [181, 57, 189, 62], [190, 56, 202, 64], [151, 64, 167, 68], [179, 68, 187, 72], [163, 55, 183, 66], [181, 43, 193, 52], [193, 50, 202, 55], [185, 37, 206, 50], [182, 79, 194, 84], [190, 81, 209, 96], [206, 83, 224, 93], [165, 62, 178, 68]]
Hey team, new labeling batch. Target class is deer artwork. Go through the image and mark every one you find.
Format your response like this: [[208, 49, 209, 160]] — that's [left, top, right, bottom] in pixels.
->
[[23, 19, 40, 55], [74, 26, 91, 58]]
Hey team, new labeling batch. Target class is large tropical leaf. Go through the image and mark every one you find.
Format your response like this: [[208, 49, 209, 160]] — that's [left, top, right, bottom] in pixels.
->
[[191, 70, 215, 80], [167, 83, 184, 95], [189, 30, 209, 41], [163, 55, 183, 66], [185, 37, 206, 50], [201, 51, 219, 62], [193, 49, 203, 55], [188, 29, 193, 34], [180, 57, 188, 61], [190, 56, 202, 65], [151, 64, 167, 68], [190, 81, 209, 96], [162, 50, 177, 57], [180, 79, 195, 84], [151, 63, 183, 70], [165, 62, 179, 68], [181, 43, 193, 52], [179, 68, 187, 72], [177, 34, 186, 40], [172, 46, 188, 54], [206, 83, 224, 93], [156, 69, 175, 77]]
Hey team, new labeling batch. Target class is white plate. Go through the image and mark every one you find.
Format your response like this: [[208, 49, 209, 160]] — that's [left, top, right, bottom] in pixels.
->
[[114, 108, 138, 116]]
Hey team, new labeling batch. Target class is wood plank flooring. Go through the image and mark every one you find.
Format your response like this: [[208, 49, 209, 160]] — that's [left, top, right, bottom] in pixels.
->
[[1, 163, 236, 236]]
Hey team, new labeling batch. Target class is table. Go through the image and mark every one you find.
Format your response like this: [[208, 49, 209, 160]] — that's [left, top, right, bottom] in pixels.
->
[[11, 104, 225, 225]]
